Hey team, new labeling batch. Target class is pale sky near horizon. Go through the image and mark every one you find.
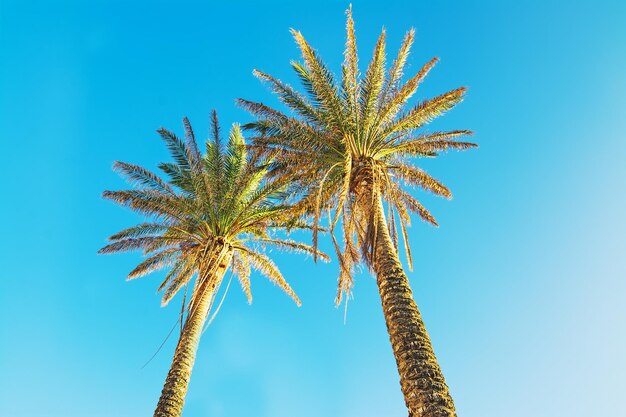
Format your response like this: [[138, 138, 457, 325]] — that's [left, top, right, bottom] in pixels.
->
[[1, 1, 625, 416]]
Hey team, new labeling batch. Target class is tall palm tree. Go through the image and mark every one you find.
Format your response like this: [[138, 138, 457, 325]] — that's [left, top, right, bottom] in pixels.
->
[[238, 7, 476, 417], [99, 112, 327, 417]]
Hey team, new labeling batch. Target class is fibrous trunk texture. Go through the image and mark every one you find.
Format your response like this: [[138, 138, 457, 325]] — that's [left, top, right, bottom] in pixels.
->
[[373, 196, 456, 417], [153, 252, 231, 417]]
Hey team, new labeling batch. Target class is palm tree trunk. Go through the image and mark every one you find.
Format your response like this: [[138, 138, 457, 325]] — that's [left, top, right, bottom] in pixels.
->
[[153, 253, 232, 417], [373, 196, 456, 417]]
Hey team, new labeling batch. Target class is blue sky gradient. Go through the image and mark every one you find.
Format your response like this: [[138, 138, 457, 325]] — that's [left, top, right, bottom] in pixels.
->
[[1, 1, 625, 416]]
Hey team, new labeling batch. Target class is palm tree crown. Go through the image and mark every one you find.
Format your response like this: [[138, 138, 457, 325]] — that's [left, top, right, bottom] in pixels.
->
[[238, 7, 476, 304], [99, 111, 327, 309]]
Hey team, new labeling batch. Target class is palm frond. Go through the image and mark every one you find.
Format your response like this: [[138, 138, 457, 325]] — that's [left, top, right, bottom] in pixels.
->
[[128, 248, 180, 280], [291, 29, 346, 132], [98, 236, 178, 254], [360, 30, 386, 133], [102, 190, 188, 221], [393, 185, 438, 226], [252, 70, 320, 123], [113, 161, 175, 194], [257, 238, 330, 261], [107, 223, 168, 241], [377, 130, 474, 157], [389, 164, 452, 198], [377, 57, 439, 127], [245, 250, 301, 306], [342, 4, 359, 119], [380, 28, 415, 105], [161, 261, 197, 306], [385, 87, 466, 135], [399, 217, 413, 270], [157, 128, 191, 172], [232, 252, 252, 304]]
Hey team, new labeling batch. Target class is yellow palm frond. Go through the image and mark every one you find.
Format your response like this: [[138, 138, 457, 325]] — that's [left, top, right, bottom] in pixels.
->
[[342, 4, 359, 118], [127, 248, 180, 280], [380, 28, 415, 105], [256, 238, 330, 261], [385, 87, 466, 135], [360, 30, 386, 134], [245, 249, 301, 306], [389, 164, 452, 198], [377, 57, 439, 127], [399, 217, 413, 271], [232, 251, 252, 304], [291, 29, 347, 132]]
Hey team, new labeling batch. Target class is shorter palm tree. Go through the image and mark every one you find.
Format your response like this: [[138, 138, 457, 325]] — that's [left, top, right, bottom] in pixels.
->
[[99, 112, 327, 417]]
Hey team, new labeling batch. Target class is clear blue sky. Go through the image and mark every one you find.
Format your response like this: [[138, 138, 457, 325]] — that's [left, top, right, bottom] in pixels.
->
[[1, 1, 625, 416]]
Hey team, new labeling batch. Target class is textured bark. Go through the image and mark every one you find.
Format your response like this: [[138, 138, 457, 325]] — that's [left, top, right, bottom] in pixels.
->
[[153, 252, 232, 417], [373, 196, 456, 417]]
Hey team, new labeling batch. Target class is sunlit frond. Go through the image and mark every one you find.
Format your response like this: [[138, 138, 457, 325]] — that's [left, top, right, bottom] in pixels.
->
[[128, 248, 180, 280], [98, 236, 179, 255], [392, 183, 438, 226], [378, 130, 474, 158], [113, 161, 175, 194], [161, 260, 196, 306], [102, 190, 188, 221], [232, 252, 252, 304], [410, 139, 478, 154], [360, 30, 386, 133], [377, 57, 439, 127], [380, 28, 415, 106], [399, 217, 413, 271], [291, 29, 346, 132], [257, 238, 330, 261], [245, 249, 301, 306], [253, 70, 320, 123], [107, 223, 168, 241], [389, 164, 452, 198], [342, 5, 359, 118], [384, 87, 466, 135]]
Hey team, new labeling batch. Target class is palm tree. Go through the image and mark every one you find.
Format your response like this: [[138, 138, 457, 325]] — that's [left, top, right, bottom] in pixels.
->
[[98, 112, 327, 417], [238, 7, 476, 417]]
